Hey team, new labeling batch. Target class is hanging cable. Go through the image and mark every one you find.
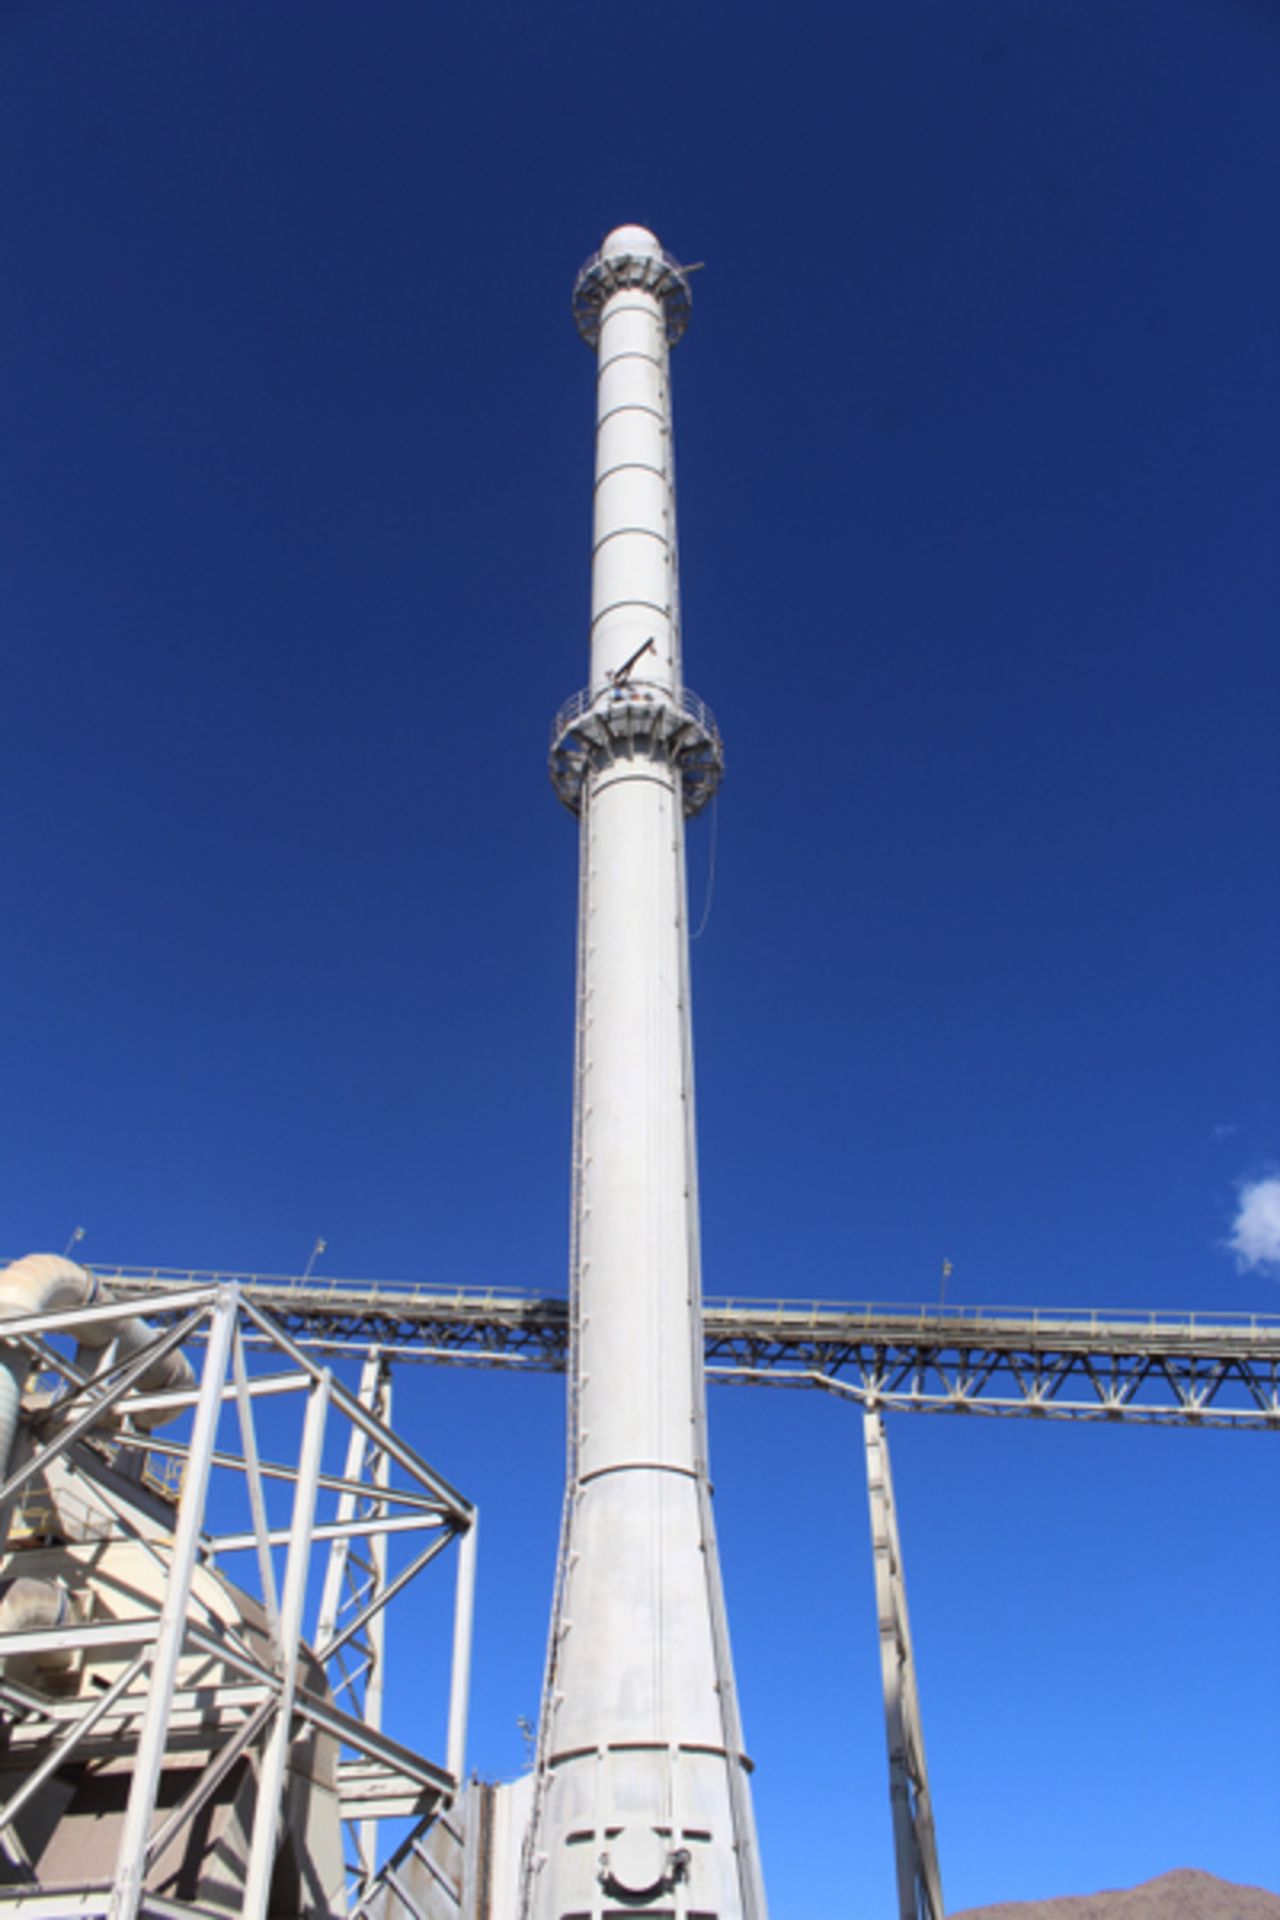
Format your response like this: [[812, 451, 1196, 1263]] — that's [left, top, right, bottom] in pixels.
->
[[691, 792, 718, 940]]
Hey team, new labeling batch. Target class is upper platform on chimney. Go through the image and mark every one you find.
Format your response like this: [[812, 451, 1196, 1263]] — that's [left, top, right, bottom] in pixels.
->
[[572, 224, 693, 347]]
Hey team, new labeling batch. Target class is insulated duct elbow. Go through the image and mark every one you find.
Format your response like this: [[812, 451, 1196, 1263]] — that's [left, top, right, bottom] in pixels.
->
[[73, 1315, 195, 1430], [0, 1575, 76, 1691], [0, 1255, 196, 1478], [0, 1256, 97, 1488], [0, 1574, 69, 1634], [0, 1254, 101, 1324]]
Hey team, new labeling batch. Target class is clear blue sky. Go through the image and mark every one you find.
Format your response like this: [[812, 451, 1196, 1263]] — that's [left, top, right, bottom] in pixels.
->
[[1, 2, 1277, 1912]]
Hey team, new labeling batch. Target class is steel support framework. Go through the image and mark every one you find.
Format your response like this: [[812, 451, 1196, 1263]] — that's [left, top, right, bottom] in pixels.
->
[[88, 1270, 1280, 1429], [315, 1351, 395, 1899], [26, 1268, 1274, 1917], [0, 1284, 475, 1920]]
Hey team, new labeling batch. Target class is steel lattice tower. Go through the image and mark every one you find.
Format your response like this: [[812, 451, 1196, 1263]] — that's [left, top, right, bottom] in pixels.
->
[[522, 226, 767, 1920]]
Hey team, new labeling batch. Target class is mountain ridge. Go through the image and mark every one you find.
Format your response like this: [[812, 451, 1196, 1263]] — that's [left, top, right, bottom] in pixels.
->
[[952, 1868, 1280, 1920]]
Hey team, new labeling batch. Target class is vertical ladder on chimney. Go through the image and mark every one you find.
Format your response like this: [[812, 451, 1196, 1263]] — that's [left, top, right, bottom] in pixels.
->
[[520, 772, 594, 1917]]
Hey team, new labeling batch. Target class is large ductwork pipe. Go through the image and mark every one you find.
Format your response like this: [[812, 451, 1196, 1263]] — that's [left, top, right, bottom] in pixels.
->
[[0, 1574, 69, 1634], [0, 1573, 74, 1690], [0, 1255, 195, 1481]]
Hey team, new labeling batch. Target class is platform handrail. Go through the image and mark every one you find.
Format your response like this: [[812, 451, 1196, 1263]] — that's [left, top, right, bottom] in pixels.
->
[[550, 679, 721, 752], [61, 1266, 1280, 1340]]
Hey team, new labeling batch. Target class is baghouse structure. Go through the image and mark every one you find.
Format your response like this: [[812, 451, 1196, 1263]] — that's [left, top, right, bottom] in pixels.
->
[[526, 225, 767, 1920]]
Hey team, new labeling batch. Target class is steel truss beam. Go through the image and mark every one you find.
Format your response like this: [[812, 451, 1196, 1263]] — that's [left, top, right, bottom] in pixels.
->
[[90, 1270, 1280, 1429], [0, 1284, 475, 1920]]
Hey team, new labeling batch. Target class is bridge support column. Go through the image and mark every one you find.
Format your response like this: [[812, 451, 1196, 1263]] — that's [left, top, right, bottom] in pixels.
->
[[864, 1410, 945, 1920]]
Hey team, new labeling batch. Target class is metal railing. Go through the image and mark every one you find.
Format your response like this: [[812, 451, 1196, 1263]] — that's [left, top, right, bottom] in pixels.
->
[[549, 679, 721, 754], [704, 1297, 1280, 1338], [571, 243, 693, 346], [86, 1267, 1280, 1343]]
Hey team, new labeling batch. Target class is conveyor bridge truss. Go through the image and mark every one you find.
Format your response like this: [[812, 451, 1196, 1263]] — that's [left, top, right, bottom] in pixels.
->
[[97, 1270, 1280, 1430]]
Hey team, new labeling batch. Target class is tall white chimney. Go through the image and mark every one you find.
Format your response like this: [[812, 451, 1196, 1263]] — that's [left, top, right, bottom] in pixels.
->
[[523, 227, 767, 1920]]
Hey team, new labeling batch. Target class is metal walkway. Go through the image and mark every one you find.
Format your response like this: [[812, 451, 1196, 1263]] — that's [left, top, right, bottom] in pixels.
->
[[95, 1269, 1280, 1429]]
